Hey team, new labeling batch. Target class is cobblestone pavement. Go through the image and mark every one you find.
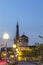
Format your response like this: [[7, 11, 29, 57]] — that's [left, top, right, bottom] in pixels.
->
[[18, 61, 35, 65]]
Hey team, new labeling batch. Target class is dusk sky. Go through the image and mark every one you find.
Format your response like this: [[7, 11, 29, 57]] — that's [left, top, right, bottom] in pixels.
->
[[0, 0, 43, 47]]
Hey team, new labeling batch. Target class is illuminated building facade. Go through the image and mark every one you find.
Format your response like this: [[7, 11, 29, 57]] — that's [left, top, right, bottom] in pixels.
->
[[1, 22, 36, 61], [14, 22, 33, 61], [14, 22, 29, 47]]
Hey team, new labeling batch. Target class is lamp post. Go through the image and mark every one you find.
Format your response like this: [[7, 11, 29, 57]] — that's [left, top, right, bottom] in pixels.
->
[[13, 44, 19, 64], [13, 44, 16, 54], [3, 33, 9, 65]]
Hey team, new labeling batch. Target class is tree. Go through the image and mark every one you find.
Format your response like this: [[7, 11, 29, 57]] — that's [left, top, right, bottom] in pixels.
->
[[38, 44, 43, 62]]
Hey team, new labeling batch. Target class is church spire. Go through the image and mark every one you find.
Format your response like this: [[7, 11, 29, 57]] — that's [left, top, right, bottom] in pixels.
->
[[16, 21, 19, 40]]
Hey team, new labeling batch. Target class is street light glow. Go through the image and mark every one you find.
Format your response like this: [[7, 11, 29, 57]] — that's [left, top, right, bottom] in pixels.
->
[[16, 48, 18, 51], [13, 44, 16, 48], [3, 33, 9, 40]]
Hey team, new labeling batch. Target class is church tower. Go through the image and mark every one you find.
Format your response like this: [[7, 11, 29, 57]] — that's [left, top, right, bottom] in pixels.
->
[[16, 22, 19, 40]]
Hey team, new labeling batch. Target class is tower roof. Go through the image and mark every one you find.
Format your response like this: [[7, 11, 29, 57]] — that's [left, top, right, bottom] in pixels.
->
[[21, 34, 28, 38], [16, 21, 19, 40]]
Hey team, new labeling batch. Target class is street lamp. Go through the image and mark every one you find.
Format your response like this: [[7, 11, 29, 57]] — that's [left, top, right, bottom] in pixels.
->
[[3, 33, 9, 65], [3, 33, 9, 41], [16, 48, 18, 51], [13, 44, 16, 49], [12, 44, 17, 55]]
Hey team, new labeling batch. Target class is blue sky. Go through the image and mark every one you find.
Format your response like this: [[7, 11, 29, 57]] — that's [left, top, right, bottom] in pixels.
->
[[0, 0, 43, 46]]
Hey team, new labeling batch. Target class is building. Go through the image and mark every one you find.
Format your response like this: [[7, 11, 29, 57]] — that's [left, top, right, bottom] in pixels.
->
[[14, 22, 29, 46], [19, 34, 29, 46], [14, 22, 36, 61], [1, 22, 36, 61]]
